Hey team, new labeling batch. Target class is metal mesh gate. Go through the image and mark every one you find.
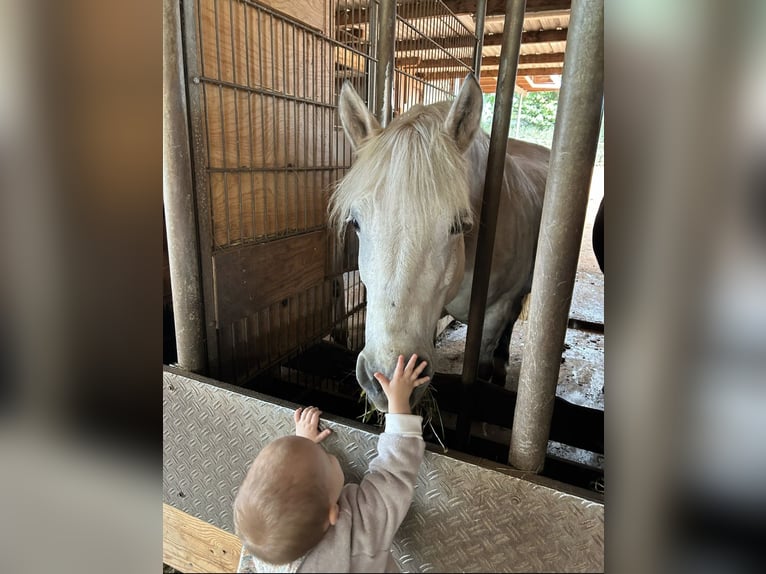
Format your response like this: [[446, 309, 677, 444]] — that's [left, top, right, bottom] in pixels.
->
[[179, 0, 481, 386], [392, 0, 480, 111]]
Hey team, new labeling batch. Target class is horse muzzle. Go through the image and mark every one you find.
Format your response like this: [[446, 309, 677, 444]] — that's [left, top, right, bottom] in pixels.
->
[[356, 350, 433, 413]]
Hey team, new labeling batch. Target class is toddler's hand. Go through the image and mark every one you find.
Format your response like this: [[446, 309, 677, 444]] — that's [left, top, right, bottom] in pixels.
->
[[294, 406, 332, 443], [373, 354, 430, 414]]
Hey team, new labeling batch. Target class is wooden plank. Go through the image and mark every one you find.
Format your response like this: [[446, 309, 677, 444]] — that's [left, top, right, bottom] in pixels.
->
[[427, 65, 564, 82], [200, 18, 335, 245], [199, 0, 326, 84], [208, 164, 330, 247], [213, 230, 327, 326], [389, 28, 568, 52], [163, 503, 241, 573], [480, 76, 561, 93], [398, 52, 565, 70], [258, 0, 327, 33]]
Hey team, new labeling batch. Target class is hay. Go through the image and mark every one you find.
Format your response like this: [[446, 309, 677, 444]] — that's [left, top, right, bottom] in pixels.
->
[[358, 385, 448, 452]]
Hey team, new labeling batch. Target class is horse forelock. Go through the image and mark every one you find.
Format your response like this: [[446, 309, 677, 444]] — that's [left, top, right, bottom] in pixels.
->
[[329, 102, 475, 247]]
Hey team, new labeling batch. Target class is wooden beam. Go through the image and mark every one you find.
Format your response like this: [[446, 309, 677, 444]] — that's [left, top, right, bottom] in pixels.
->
[[357, 27, 566, 53], [443, 0, 571, 17], [423, 65, 564, 81], [398, 52, 565, 69], [480, 76, 561, 93], [336, 0, 571, 26], [163, 503, 241, 573], [505, 65, 564, 76]]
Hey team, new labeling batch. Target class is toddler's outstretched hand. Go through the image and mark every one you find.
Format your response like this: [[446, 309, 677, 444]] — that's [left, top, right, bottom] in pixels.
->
[[373, 354, 430, 414], [294, 406, 332, 443]]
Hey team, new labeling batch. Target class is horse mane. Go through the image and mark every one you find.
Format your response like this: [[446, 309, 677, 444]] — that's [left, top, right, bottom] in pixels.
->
[[329, 101, 475, 247]]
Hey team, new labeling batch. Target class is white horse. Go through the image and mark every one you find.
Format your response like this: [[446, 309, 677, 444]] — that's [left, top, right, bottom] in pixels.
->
[[331, 76, 548, 412]]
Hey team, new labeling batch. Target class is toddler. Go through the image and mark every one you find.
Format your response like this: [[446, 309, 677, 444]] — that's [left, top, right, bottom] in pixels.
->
[[234, 353, 429, 572]]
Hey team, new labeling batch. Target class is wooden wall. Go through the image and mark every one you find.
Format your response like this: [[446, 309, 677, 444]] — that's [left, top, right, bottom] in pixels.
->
[[185, 0, 363, 382]]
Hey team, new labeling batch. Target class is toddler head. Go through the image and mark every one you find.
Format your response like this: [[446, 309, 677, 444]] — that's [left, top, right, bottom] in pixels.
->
[[233, 435, 344, 564]]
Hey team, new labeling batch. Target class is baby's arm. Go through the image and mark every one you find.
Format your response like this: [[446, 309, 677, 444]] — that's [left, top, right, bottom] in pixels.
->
[[347, 355, 429, 554]]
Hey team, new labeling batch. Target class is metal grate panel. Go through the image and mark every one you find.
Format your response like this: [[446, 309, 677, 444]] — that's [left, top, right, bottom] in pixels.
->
[[163, 367, 603, 572]]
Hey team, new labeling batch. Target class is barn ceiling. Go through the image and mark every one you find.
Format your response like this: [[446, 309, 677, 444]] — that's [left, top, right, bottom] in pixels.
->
[[345, 0, 571, 93], [436, 0, 570, 92]]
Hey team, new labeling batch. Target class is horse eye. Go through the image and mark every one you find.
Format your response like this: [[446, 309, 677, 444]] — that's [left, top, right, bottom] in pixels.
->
[[450, 218, 472, 235], [350, 218, 360, 231]]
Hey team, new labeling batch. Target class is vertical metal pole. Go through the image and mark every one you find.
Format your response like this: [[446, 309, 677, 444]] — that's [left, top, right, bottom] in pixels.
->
[[374, 0, 396, 126], [163, 0, 207, 373], [456, 0, 527, 449], [509, 0, 604, 472], [514, 91, 524, 137], [472, 0, 488, 78], [367, 1, 378, 110]]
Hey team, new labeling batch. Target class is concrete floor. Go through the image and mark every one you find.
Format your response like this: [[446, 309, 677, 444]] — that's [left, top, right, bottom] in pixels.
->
[[434, 166, 605, 412]]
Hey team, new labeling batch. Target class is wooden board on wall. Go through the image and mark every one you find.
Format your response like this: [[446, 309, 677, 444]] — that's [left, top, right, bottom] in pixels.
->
[[189, 0, 361, 380], [259, 0, 328, 33], [163, 503, 241, 573], [197, 0, 339, 247], [198, 0, 331, 100], [213, 230, 327, 327]]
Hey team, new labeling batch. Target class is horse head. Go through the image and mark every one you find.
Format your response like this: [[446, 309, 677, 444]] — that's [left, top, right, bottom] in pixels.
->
[[331, 76, 483, 412]]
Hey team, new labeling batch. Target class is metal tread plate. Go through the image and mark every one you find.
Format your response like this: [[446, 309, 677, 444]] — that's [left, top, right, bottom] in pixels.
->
[[163, 367, 603, 572]]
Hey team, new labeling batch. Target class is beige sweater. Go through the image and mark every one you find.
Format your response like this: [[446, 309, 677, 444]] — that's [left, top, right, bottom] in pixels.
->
[[244, 414, 425, 573]]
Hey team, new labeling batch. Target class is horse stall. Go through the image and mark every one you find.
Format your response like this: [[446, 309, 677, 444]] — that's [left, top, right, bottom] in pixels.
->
[[163, 0, 603, 571]]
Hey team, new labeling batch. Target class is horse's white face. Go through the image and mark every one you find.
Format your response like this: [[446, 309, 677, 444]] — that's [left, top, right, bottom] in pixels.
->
[[335, 77, 483, 412], [351, 204, 467, 411]]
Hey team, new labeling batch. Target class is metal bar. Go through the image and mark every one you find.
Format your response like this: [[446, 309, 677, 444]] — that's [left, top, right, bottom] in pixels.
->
[[229, 0, 243, 243], [509, 0, 604, 472], [212, 0, 231, 247], [472, 0, 487, 77], [269, 13, 280, 235], [244, 4, 257, 239], [374, 0, 396, 126], [367, 1, 379, 116], [456, 0, 527, 449], [163, 0, 207, 373]]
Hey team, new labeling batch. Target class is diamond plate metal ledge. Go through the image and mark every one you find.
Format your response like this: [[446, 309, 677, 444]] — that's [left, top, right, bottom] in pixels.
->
[[163, 366, 603, 572]]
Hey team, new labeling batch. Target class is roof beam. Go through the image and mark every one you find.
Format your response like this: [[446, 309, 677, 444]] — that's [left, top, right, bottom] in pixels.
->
[[386, 27, 566, 52], [481, 75, 561, 93], [335, 0, 571, 27], [335, 28, 568, 53], [443, 0, 570, 17], [421, 65, 564, 82], [398, 52, 566, 69]]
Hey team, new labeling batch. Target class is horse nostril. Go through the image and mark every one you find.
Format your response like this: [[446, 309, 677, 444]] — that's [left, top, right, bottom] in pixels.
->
[[415, 356, 432, 377]]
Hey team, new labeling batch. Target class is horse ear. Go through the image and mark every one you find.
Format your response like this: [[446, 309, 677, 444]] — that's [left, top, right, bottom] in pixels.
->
[[338, 81, 381, 150], [444, 74, 483, 153]]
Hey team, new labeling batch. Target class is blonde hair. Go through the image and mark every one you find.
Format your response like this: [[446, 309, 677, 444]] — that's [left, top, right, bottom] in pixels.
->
[[233, 436, 331, 564]]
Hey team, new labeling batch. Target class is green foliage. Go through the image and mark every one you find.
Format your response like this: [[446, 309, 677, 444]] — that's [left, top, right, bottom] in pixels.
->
[[521, 91, 559, 130], [480, 93, 496, 133], [481, 90, 559, 147], [480, 89, 604, 165]]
